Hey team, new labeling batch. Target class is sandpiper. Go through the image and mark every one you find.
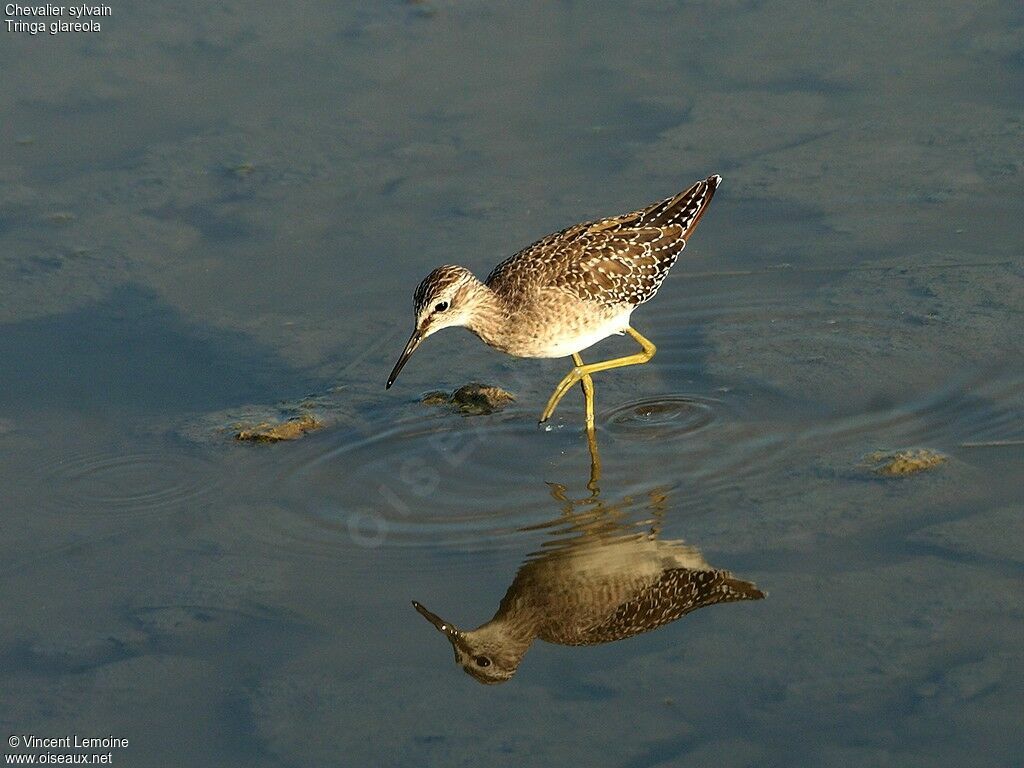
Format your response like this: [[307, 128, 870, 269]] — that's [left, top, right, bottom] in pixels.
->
[[386, 175, 722, 429], [412, 483, 763, 685]]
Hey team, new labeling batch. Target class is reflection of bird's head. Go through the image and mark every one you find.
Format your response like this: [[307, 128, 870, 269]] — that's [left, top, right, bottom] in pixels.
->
[[412, 601, 527, 685]]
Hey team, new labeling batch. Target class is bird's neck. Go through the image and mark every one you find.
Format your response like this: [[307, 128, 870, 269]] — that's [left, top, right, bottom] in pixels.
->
[[481, 578, 546, 646], [463, 282, 512, 350], [473, 612, 538, 653]]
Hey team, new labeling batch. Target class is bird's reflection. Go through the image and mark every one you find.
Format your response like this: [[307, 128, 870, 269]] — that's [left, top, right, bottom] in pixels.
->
[[412, 433, 765, 684]]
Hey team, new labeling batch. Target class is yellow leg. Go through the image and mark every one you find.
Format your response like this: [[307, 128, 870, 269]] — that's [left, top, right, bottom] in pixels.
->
[[574, 353, 600, 490], [539, 327, 657, 424], [573, 352, 596, 432], [585, 421, 602, 493]]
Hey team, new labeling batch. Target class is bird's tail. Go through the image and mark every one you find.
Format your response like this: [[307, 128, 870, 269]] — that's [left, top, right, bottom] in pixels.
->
[[636, 174, 722, 238], [717, 574, 766, 604]]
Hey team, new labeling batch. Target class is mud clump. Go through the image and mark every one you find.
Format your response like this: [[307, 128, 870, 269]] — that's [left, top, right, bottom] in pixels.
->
[[421, 383, 515, 415], [170, 386, 360, 445], [235, 414, 323, 443], [863, 448, 948, 477], [230, 162, 256, 177]]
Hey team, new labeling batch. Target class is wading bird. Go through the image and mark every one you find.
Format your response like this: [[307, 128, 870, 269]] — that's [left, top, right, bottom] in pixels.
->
[[387, 175, 722, 430]]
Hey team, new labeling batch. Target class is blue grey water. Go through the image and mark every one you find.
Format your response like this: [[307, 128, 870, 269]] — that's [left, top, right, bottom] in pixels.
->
[[1, 1, 1022, 765]]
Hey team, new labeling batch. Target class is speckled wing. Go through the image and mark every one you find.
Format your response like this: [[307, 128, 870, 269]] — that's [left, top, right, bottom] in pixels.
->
[[568, 568, 764, 646], [485, 176, 720, 309], [559, 225, 688, 307], [618, 174, 721, 233]]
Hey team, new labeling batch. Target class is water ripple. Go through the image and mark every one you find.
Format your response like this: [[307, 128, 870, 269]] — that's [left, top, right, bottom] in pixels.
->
[[38, 449, 222, 517], [258, 364, 1023, 560], [604, 396, 716, 439], [272, 411, 555, 552]]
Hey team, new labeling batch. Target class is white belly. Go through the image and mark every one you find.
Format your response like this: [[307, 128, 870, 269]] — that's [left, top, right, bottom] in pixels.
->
[[534, 308, 634, 358]]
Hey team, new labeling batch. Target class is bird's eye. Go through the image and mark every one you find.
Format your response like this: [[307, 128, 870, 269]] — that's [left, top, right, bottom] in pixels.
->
[[474, 656, 491, 668], [434, 301, 449, 313]]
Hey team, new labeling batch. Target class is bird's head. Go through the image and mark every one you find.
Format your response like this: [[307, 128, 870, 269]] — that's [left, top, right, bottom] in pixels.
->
[[387, 265, 484, 389], [411, 600, 527, 685]]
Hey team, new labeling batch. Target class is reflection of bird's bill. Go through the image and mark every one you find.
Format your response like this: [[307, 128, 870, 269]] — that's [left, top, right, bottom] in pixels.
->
[[412, 600, 450, 632], [386, 328, 423, 389], [412, 600, 466, 654]]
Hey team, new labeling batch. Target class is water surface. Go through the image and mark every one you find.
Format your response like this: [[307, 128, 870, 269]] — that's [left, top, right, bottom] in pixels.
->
[[1, 1, 1022, 766]]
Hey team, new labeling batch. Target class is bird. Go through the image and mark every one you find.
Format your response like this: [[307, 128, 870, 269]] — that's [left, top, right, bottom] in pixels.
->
[[386, 174, 722, 429], [412, 482, 764, 685]]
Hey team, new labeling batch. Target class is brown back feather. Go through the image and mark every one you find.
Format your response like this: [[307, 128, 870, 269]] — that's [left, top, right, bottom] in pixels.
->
[[486, 175, 721, 308], [568, 568, 764, 646]]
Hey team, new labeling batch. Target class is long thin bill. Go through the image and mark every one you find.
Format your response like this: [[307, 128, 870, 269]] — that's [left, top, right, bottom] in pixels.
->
[[412, 601, 466, 659], [386, 329, 422, 389], [411, 601, 451, 633]]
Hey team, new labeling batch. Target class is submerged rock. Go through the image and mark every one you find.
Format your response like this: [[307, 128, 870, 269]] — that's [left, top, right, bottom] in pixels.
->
[[230, 162, 257, 177], [421, 383, 515, 415], [170, 386, 358, 445], [235, 414, 323, 443], [862, 448, 948, 477], [420, 391, 452, 406]]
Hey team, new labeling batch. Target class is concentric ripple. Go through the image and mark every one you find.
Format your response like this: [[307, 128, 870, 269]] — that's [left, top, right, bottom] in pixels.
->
[[38, 449, 222, 517], [271, 410, 562, 552], [604, 396, 716, 439]]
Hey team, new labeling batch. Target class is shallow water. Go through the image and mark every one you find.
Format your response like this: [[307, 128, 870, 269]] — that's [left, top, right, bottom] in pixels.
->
[[1, 1, 1023, 766]]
